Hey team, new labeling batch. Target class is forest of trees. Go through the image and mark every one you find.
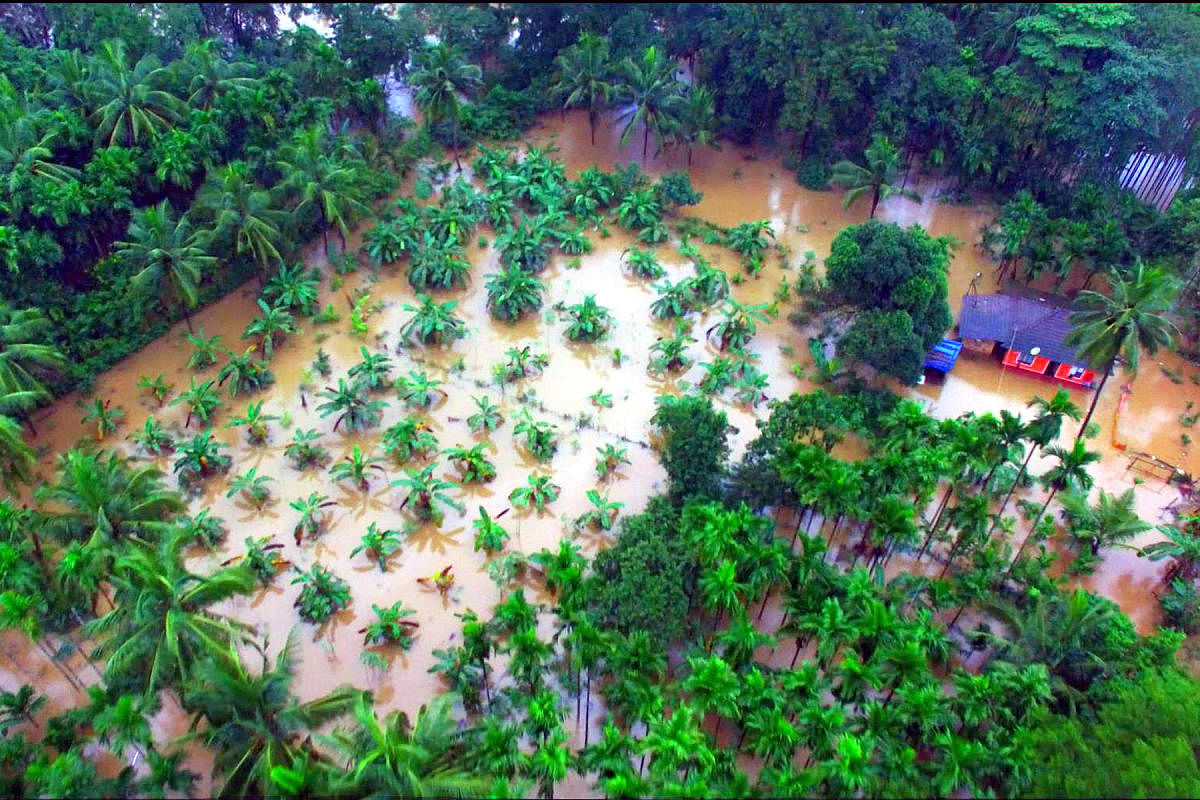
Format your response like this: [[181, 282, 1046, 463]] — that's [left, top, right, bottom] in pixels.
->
[[1, 3, 1200, 798]]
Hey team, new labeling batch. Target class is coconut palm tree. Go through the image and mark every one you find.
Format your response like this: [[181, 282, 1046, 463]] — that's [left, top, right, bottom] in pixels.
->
[[617, 46, 684, 160], [1058, 488, 1150, 575], [672, 85, 721, 167], [115, 200, 216, 334], [830, 134, 921, 219], [90, 40, 183, 147], [1065, 261, 1180, 442], [36, 446, 182, 547], [275, 128, 368, 251], [84, 529, 255, 697], [409, 43, 482, 169], [195, 161, 285, 282], [0, 304, 64, 417], [1140, 515, 1200, 585], [551, 33, 615, 147], [323, 692, 490, 797], [184, 630, 364, 798]]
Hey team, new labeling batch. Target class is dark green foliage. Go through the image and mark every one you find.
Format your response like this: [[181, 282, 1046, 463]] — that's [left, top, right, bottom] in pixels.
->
[[826, 221, 953, 350], [1159, 579, 1200, 634], [796, 156, 831, 190], [651, 394, 731, 504], [1024, 668, 1200, 798], [837, 309, 927, 385], [587, 497, 690, 645]]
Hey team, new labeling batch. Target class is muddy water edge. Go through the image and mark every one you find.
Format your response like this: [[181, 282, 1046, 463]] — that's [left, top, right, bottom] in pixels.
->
[[9, 110, 1200, 793]]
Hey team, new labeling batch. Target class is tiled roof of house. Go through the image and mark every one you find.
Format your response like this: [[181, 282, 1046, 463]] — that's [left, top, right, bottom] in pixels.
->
[[959, 294, 1094, 368]]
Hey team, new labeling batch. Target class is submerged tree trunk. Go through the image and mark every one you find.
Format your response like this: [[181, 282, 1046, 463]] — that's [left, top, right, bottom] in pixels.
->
[[1075, 365, 1112, 443]]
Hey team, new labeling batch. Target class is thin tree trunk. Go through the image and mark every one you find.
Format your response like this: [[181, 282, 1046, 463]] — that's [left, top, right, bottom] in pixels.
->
[[988, 445, 1038, 540], [1075, 365, 1112, 443], [1005, 488, 1058, 578], [584, 668, 592, 747], [643, 125, 649, 160]]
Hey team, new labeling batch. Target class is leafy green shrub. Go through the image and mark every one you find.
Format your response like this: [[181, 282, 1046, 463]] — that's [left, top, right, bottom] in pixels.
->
[[796, 156, 831, 190]]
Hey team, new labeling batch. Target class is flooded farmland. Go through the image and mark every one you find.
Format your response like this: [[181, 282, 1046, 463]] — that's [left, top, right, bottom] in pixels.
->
[[9, 109, 1200, 793]]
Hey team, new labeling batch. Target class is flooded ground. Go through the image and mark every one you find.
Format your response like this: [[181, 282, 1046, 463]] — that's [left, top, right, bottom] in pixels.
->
[[8, 110, 1200, 792]]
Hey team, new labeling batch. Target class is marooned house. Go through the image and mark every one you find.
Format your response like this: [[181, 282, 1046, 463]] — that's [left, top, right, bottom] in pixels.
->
[[957, 293, 1099, 389]]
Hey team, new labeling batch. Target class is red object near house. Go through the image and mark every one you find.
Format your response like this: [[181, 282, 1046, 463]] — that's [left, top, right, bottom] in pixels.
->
[[1003, 349, 1051, 375], [1052, 362, 1097, 389]]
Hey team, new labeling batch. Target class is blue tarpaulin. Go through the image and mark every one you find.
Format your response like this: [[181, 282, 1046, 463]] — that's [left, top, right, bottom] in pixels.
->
[[923, 339, 963, 373]]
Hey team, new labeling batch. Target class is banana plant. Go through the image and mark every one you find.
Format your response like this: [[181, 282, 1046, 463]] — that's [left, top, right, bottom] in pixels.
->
[[347, 346, 394, 393], [173, 430, 232, 489], [242, 299, 296, 360], [395, 369, 446, 409], [622, 247, 664, 279], [708, 299, 772, 351], [650, 279, 695, 320], [170, 377, 222, 428], [137, 373, 173, 406], [291, 564, 351, 624], [317, 379, 387, 432], [262, 262, 321, 316], [180, 508, 226, 549], [290, 492, 337, 544], [725, 219, 776, 274], [513, 410, 557, 462], [217, 348, 275, 396], [596, 443, 631, 479], [224, 400, 278, 444], [648, 320, 696, 375], [590, 389, 613, 408], [359, 601, 419, 649], [222, 535, 290, 586], [500, 346, 548, 382], [698, 356, 737, 396], [400, 294, 466, 346], [473, 506, 511, 555], [226, 466, 274, 509], [186, 330, 223, 370], [734, 367, 770, 407], [80, 398, 124, 440], [408, 233, 471, 290], [564, 295, 613, 342], [576, 489, 624, 531], [349, 522, 404, 572], [381, 416, 439, 464], [284, 428, 330, 470], [329, 444, 387, 492], [444, 443, 497, 484], [392, 463, 464, 525], [509, 473, 560, 514], [128, 416, 173, 456], [467, 395, 504, 433]]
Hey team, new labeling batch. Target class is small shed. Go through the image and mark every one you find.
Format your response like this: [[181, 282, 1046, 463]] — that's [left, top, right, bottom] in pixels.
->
[[958, 294, 1098, 388], [923, 339, 963, 373]]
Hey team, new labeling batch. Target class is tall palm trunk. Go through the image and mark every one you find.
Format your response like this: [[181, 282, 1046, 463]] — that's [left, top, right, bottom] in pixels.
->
[[987, 445, 1038, 540], [1075, 364, 1112, 443], [1005, 487, 1059, 578]]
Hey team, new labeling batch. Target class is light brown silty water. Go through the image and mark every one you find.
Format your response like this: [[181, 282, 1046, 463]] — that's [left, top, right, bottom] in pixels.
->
[[9, 110, 1200, 793]]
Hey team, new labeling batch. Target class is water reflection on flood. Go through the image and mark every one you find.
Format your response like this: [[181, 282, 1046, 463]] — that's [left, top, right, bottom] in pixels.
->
[[12, 110, 1200, 792]]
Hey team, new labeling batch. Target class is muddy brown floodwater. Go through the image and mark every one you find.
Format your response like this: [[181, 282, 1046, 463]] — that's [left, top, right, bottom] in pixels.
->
[[7, 110, 1200, 795]]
